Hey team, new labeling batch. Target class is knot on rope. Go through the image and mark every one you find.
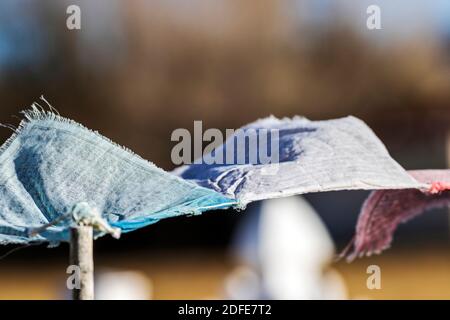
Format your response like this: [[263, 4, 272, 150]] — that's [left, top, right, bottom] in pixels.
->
[[428, 181, 450, 194], [71, 202, 121, 239], [28, 202, 121, 239]]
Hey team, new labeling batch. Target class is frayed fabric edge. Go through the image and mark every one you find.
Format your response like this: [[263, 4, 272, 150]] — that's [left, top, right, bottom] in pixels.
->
[[0, 96, 226, 195], [340, 180, 450, 262], [0, 95, 60, 157]]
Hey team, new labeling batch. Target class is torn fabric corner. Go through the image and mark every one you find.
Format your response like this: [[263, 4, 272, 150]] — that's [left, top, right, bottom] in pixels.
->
[[343, 170, 450, 261], [174, 115, 425, 205], [0, 105, 235, 245]]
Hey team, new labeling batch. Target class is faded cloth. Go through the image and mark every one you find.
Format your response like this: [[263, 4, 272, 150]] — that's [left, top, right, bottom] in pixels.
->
[[0, 107, 235, 245], [342, 170, 450, 261], [0, 107, 443, 246], [174, 116, 426, 204]]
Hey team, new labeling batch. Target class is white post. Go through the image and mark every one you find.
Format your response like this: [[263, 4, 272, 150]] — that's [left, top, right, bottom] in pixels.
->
[[70, 226, 94, 300]]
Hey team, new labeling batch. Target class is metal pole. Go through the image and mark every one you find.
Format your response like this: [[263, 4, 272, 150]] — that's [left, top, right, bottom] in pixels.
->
[[70, 226, 94, 300]]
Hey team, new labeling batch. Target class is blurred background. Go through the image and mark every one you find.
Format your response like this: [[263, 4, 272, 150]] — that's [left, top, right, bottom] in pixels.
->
[[0, 0, 449, 299]]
